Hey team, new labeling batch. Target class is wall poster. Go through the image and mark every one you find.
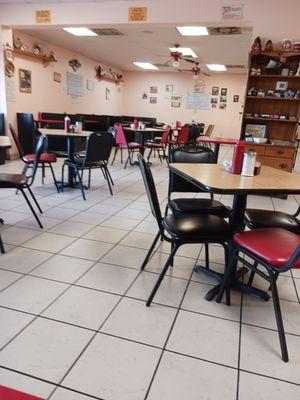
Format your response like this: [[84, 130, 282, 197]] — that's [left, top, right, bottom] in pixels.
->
[[66, 72, 83, 97]]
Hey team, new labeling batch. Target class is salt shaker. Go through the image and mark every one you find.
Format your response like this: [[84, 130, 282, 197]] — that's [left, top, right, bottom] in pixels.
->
[[241, 151, 256, 176]]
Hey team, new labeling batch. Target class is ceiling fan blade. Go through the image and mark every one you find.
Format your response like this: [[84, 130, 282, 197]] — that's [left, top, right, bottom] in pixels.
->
[[203, 72, 211, 76], [182, 57, 196, 64]]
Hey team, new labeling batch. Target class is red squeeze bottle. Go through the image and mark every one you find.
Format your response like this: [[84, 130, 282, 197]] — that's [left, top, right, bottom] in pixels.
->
[[231, 141, 245, 174]]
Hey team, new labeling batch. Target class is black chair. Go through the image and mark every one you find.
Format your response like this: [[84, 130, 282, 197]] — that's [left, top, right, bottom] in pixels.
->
[[62, 132, 114, 200], [244, 206, 300, 234], [137, 154, 232, 306], [216, 228, 300, 362], [0, 136, 45, 229], [0, 218, 4, 253]]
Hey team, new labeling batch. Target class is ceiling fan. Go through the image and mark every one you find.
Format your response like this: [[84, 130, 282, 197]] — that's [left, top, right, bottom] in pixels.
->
[[179, 61, 210, 79]]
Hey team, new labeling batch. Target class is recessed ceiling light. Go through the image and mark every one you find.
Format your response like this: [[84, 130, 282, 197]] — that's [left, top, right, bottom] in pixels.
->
[[169, 47, 197, 58], [176, 26, 208, 36], [133, 62, 158, 70], [63, 27, 98, 36], [206, 64, 227, 71]]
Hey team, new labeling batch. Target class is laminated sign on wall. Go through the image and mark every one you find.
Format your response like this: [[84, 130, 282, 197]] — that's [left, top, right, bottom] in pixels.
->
[[67, 72, 83, 97], [186, 92, 210, 110]]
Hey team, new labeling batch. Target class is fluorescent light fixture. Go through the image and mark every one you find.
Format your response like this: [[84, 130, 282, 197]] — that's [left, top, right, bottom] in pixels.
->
[[63, 27, 97, 36], [133, 62, 158, 70], [176, 26, 208, 36], [169, 47, 197, 58], [207, 64, 227, 71]]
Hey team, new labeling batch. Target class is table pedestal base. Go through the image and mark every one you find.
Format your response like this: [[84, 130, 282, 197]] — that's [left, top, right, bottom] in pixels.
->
[[194, 265, 270, 301]]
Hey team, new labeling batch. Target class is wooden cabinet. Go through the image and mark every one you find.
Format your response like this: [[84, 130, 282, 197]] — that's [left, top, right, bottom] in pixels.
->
[[241, 50, 300, 172]]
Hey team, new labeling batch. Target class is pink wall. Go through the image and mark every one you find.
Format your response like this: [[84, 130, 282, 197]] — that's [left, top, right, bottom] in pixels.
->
[[6, 31, 123, 154], [123, 71, 247, 138]]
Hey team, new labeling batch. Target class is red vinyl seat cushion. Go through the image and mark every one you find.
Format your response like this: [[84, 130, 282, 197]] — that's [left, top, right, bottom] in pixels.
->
[[127, 142, 143, 149], [144, 142, 163, 148], [234, 228, 300, 268], [23, 153, 57, 164]]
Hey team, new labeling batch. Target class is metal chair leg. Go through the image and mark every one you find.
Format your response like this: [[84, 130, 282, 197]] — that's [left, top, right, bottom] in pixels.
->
[[216, 250, 235, 304], [88, 168, 91, 189], [41, 163, 45, 184], [146, 243, 179, 306], [20, 188, 43, 229], [27, 186, 43, 214], [101, 167, 113, 195], [105, 166, 114, 186], [141, 231, 161, 270], [111, 147, 118, 166], [48, 163, 60, 193], [61, 163, 66, 192], [205, 243, 210, 269], [147, 149, 153, 162], [269, 270, 289, 362], [0, 234, 5, 254], [76, 168, 86, 200]]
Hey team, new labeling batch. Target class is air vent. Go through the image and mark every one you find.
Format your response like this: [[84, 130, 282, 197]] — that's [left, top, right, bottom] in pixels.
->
[[91, 28, 124, 36], [226, 64, 246, 69], [208, 27, 241, 35]]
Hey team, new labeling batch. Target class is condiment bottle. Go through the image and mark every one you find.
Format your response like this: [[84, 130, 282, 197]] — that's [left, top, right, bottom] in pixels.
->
[[231, 141, 245, 174], [64, 116, 71, 133]]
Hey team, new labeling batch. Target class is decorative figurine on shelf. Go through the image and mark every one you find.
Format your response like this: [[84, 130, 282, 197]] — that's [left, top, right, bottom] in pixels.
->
[[294, 90, 300, 99], [13, 36, 24, 51], [257, 89, 265, 97], [116, 73, 123, 81], [33, 43, 41, 55], [266, 90, 275, 97], [251, 36, 262, 56], [248, 87, 257, 96], [282, 39, 293, 51], [250, 67, 257, 75], [284, 89, 295, 98], [264, 40, 273, 52], [296, 61, 300, 76], [68, 58, 81, 72], [48, 51, 56, 61], [95, 65, 102, 80], [265, 59, 281, 70]]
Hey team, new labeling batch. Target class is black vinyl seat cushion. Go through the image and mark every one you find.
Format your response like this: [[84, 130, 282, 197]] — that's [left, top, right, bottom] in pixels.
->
[[245, 209, 300, 234], [0, 173, 27, 188], [169, 198, 231, 218], [163, 213, 233, 241]]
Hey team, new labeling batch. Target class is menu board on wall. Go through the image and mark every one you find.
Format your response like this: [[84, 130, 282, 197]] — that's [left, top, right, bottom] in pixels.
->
[[186, 92, 210, 110], [66, 72, 83, 97], [5, 76, 16, 102]]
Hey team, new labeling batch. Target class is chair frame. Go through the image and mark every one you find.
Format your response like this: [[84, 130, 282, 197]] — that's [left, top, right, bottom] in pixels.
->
[[111, 124, 143, 169], [62, 132, 114, 200], [9, 124, 59, 193], [217, 240, 300, 362], [138, 154, 230, 306]]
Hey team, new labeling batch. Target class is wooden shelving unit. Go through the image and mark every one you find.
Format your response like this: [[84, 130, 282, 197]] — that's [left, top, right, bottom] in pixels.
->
[[241, 51, 300, 172], [13, 48, 57, 67]]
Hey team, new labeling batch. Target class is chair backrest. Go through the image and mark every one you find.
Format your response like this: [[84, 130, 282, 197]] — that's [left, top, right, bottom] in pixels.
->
[[9, 123, 25, 159], [168, 146, 215, 194], [114, 124, 127, 147], [83, 132, 114, 165], [177, 126, 190, 145], [204, 124, 215, 137], [137, 154, 164, 233], [160, 126, 171, 145], [27, 135, 46, 186]]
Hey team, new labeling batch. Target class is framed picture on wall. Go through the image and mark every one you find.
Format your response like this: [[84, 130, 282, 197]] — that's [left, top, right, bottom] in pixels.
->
[[149, 97, 157, 104], [221, 88, 227, 96], [165, 84, 173, 92], [245, 123, 267, 138], [212, 86, 219, 95], [171, 101, 180, 108], [53, 72, 62, 83], [150, 86, 157, 93], [19, 68, 31, 93], [233, 95, 239, 102]]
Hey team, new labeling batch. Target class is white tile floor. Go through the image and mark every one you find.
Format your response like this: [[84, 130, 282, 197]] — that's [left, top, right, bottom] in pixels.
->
[[0, 146, 300, 399]]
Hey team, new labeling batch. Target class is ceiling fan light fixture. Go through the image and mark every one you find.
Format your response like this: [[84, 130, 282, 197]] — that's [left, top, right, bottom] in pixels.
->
[[172, 60, 180, 68], [176, 26, 209, 36], [207, 64, 227, 71], [63, 27, 98, 36], [193, 73, 200, 80], [133, 62, 158, 70], [169, 47, 197, 58]]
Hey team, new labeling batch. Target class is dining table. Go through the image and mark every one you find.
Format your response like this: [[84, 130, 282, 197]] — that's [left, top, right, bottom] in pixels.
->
[[196, 136, 238, 161], [38, 128, 93, 187], [168, 163, 300, 301], [123, 126, 165, 150]]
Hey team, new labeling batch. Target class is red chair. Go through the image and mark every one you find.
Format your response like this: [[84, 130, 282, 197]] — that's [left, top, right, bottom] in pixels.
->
[[168, 126, 190, 147], [217, 228, 300, 362], [111, 124, 143, 169], [9, 124, 59, 192], [144, 127, 171, 163]]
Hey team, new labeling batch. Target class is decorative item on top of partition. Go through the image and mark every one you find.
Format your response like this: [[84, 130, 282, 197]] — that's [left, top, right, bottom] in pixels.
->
[[12, 36, 57, 67], [95, 65, 123, 84], [68, 58, 81, 72]]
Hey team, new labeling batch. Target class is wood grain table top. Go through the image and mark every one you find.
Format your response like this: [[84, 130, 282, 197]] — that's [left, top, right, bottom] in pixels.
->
[[196, 136, 238, 145], [169, 163, 300, 195], [39, 128, 93, 137]]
